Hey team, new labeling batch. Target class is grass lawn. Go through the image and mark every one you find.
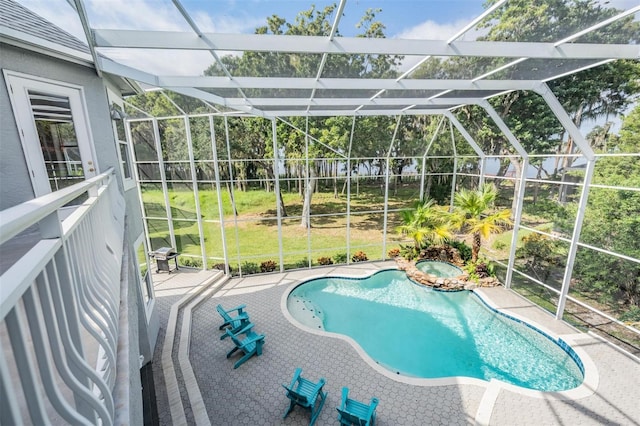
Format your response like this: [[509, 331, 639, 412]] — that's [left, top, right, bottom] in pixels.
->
[[141, 183, 413, 267]]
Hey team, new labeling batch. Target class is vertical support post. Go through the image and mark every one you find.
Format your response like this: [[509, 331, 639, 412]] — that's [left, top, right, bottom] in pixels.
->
[[125, 119, 153, 257], [445, 113, 486, 188], [449, 119, 458, 211], [271, 119, 285, 272], [346, 116, 356, 263], [304, 117, 312, 268], [479, 157, 487, 186], [184, 116, 207, 269], [223, 117, 242, 275], [209, 116, 229, 274], [382, 116, 402, 260], [303, 115, 312, 268], [534, 84, 596, 310], [504, 157, 528, 289], [479, 101, 529, 289], [419, 116, 445, 202], [153, 118, 177, 249], [556, 158, 595, 319]]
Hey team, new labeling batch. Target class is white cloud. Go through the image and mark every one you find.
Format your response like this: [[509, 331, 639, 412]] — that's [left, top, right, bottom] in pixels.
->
[[394, 17, 486, 42], [392, 18, 488, 72]]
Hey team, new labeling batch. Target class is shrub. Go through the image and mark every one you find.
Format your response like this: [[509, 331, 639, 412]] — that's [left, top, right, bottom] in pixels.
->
[[351, 250, 368, 262], [333, 252, 348, 264], [493, 240, 507, 250], [620, 306, 640, 323], [295, 258, 310, 268], [317, 256, 333, 266], [387, 248, 400, 258], [449, 240, 472, 262], [211, 262, 232, 273], [179, 256, 202, 268], [399, 244, 418, 260], [260, 260, 277, 273], [241, 261, 259, 275]]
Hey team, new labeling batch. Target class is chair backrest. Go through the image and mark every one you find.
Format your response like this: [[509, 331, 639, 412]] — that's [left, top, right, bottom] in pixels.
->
[[216, 304, 231, 321], [336, 408, 368, 426], [283, 386, 310, 406]]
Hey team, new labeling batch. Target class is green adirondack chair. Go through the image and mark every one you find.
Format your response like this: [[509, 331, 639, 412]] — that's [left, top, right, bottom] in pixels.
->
[[223, 323, 264, 369], [336, 387, 379, 426], [282, 368, 327, 426], [216, 303, 250, 339]]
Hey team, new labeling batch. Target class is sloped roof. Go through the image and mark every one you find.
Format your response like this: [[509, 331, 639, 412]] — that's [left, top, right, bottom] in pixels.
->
[[0, 0, 89, 55]]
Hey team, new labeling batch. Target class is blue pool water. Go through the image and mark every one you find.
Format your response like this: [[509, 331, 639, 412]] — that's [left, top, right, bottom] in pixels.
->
[[416, 260, 463, 278], [287, 270, 583, 391]]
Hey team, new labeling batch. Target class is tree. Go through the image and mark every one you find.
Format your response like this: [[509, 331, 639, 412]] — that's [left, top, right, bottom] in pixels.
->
[[396, 199, 453, 252], [452, 184, 512, 262], [561, 105, 640, 308], [205, 4, 403, 226]]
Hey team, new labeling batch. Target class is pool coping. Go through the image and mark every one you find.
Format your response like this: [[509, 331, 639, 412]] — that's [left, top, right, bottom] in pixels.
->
[[279, 266, 599, 401]]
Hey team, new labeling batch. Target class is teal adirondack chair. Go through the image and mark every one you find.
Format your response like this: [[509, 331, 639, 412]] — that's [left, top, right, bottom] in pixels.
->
[[282, 368, 327, 426], [216, 303, 250, 339], [336, 387, 379, 426], [223, 323, 265, 369]]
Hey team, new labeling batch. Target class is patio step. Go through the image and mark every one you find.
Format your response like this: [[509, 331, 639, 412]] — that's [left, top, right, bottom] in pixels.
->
[[161, 270, 229, 426]]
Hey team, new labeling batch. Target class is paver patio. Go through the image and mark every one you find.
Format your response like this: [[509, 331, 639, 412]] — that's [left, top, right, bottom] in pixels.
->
[[153, 262, 640, 425]]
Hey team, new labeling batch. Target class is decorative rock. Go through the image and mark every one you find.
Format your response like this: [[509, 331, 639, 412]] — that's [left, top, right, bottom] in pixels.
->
[[393, 254, 503, 291]]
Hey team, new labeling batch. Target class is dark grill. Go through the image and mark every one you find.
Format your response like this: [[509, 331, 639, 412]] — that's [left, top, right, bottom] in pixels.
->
[[149, 247, 179, 273]]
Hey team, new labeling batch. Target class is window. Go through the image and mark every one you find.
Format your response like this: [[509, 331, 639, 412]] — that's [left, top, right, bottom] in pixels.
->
[[107, 89, 135, 190], [135, 234, 154, 316]]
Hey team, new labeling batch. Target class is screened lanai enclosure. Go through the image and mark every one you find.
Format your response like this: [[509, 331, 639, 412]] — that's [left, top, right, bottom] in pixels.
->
[[73, 0, 640, 350]]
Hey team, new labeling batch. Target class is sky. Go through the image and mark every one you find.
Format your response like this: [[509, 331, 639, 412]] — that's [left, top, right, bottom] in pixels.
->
[[14, 0, 638, 132], [14, 0, 492, 75], [16, 0, 637, 77]]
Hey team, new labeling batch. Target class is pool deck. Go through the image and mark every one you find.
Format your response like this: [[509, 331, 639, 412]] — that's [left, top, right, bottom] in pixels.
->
[[152, 261, 640, 425]]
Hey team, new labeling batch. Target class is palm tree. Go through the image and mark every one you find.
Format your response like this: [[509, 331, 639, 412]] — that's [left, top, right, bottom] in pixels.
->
[[397, 198, 453, 253], [453, 184, 512, 262]]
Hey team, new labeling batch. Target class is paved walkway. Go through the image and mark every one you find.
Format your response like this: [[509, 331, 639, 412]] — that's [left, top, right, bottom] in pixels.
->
[[154, 262, 640, 425]]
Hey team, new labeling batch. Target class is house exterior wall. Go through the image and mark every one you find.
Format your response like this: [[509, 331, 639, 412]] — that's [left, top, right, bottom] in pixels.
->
[[1, 42, 156, 425], [0, 43, 121, 208]]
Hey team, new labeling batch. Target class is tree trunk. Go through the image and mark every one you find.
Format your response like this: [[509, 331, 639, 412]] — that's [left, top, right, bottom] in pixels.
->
[[472, 231, 481, 262], [226, 181, 238, 216], [301, 165, 316, 227]]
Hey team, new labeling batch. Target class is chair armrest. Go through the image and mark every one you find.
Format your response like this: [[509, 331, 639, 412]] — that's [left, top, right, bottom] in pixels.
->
[[287, 367, 303, 389], [224, 322, 254, 340], [367, 397, 379, 417], [227, 304, 247, 313], [340, 387, 349, 408], [311, 377, 326, 395]]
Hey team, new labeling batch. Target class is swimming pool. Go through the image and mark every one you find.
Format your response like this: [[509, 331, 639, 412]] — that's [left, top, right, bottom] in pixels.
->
[[287, 269, 583, 391], [415, 260, 463, 278]]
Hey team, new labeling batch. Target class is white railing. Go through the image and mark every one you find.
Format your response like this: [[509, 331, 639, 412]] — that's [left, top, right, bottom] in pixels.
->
[[0, 168, 126, 425]]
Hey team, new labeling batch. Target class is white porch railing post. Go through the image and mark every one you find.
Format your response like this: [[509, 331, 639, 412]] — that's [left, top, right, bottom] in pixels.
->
[[0, 168, 125, 425]]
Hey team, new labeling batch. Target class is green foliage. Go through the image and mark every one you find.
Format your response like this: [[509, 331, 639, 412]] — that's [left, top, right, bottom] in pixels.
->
[[260, 260, 278, 273], [179, 256, 203, 268], [493, 240, 507, 250], [557, 106, 640, 308], [317, 256, 333, 266], [448, 240, 472, 262], [294, 258, 311, 268], [517, 233, 565, 283], [396, 198, 453, 251], [241, 262, 260, 275], [333, 252, 348, 264], [351, 251, 368, 262], [619, 307, 640, 323], [399, 244, 418, 261], [452, 184, 512, 262]]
